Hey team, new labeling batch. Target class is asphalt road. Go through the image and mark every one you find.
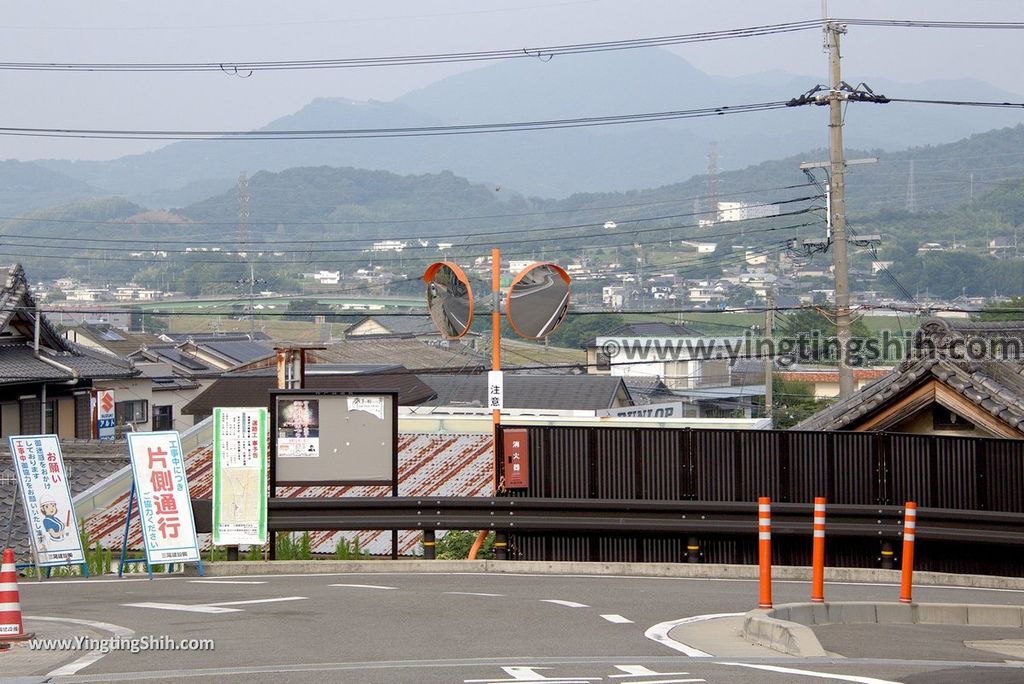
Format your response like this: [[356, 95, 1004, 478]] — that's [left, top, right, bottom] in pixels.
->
[[6, 572, 1024, 683], [507, 271, 568, 338]]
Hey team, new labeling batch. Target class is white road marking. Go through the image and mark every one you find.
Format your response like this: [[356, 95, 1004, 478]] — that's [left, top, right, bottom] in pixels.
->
[[189, 580, 266, 585], [123, 602, 241, 614], [465, 665, 600, 682], [329, 583, 396, 590], [124, 596, 307, 613], [31, 616, 135, 677], [644, 612, 743, 657], [609, 664, 703, 681], [208, 596, 307, 607], [445, 591, 505, 597], [719, 662, 901, 684], [601, 614, 634, 624], [540, 599, 589, 608]]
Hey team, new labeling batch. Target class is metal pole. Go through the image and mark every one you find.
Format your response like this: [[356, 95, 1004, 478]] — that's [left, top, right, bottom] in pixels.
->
[[764, 288, 774, 424], [826, 21, 854, 399]]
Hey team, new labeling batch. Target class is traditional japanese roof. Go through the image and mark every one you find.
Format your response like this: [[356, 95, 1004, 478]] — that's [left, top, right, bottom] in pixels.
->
[[0, 265, 137, 385], [232, 338, 486, 374], [63, 323, 165, 358], [794, 317, 1024, 435], [180, 365, 437, 416], [344, 314, 440, 338], [418, 373, 633, 410]]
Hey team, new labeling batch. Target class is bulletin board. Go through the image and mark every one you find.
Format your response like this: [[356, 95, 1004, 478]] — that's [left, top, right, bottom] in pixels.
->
[[268, 390, 398, 490]]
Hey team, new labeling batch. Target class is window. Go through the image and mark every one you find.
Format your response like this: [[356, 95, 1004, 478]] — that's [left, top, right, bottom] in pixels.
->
[[933, 405, 974, 431], [115, 399, 148, 425], [596, 351, 611, 371], [152, 405, 173, 431]]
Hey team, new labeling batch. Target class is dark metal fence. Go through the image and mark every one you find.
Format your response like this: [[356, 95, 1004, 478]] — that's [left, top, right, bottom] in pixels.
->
[[498, 426, 1024, 574]]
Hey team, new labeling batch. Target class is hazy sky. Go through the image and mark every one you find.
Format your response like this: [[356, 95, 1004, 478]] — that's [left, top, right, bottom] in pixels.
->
[[2, 0, 1022, 160]]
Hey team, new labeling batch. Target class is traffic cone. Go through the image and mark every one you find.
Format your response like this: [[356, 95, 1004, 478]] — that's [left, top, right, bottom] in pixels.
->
[[0, 548, 34, 642]]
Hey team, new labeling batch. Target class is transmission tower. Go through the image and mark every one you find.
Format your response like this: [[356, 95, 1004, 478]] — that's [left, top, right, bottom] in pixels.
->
[[906, 159, 917, 213], [707, 141, 720, 224]]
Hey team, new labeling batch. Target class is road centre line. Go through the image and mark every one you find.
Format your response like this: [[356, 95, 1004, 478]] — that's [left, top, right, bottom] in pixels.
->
[[644, 613, 743, 657], [189, 580, 267, 584], [540, 599, 590, 608], [601, 614, 634, 623], [207, 596, 308, 607], [445, 591, 505, 597], [329, 583, 396, 590]]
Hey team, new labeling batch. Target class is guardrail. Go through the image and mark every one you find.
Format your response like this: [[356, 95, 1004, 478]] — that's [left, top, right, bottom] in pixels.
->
[[262, 497, 1024, 547]]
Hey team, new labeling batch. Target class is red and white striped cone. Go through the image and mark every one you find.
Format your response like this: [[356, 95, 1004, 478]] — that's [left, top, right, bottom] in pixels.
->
[[0, 548, 34, 642]]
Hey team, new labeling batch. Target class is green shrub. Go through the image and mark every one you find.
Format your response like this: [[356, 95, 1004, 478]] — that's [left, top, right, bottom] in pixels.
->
[[436, 531, 495, 560]]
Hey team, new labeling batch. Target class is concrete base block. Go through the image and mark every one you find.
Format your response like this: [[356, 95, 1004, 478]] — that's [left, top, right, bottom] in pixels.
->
[[915, 603, 969, 625], [966, 604, 1024, 627], [875, 602, 914, 624], [828, 602, 878, 624]]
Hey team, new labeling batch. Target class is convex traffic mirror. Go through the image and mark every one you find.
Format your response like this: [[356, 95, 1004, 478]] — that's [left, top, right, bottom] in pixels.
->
[[422, 261, 474, 339], [506, 262, 571, 339]]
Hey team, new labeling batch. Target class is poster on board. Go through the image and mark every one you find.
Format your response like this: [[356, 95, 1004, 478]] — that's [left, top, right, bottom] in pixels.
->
[[8, 435, 86, 567], [212, 407, 267, 546], [126, 432, 201, 565], [276, 398, 320, 457]]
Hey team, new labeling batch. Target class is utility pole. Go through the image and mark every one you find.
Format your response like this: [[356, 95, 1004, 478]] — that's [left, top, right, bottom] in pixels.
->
[[764, 287, 774, 424], [825, 20, 854, 399]]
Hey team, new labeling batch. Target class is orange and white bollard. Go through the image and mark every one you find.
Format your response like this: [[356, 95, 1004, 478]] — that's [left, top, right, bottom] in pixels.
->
[[758, 496, 772, 609], [811, 497, 826, 603], [0, 548, 34, 642], [899, 502, 917, 604]]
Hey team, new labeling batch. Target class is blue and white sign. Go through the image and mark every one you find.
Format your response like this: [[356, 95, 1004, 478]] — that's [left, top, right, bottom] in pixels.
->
[[95, 389, 116, 441], [8, 435, 86, 567], [127, 432, 201, 565]]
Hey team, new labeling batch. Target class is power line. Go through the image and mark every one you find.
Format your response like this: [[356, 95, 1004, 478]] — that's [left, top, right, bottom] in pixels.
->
[[0, 102, 793, 141], [0, 21, 823, 72]]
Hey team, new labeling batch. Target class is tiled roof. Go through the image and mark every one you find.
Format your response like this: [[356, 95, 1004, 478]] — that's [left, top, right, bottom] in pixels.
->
[[345, 315, 439, 337], [65, 324, 165, 358], [82, 433, 492, 558], [180, 367, 437, 415], [794, 318, 1024, 433], [189, 339, 275, 365], [778, 369, 892, 383], [0, 342, 135, 385], [233, 338, 485, 374], [418, 373, 632, 410]]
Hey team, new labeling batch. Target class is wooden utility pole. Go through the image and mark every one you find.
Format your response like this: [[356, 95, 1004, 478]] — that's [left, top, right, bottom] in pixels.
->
[[825, 20, 854, 399]]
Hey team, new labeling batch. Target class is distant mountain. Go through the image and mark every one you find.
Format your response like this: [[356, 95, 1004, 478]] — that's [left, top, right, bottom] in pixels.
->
[[0, 160, 99, 216], [25, 49, 1023, 206]]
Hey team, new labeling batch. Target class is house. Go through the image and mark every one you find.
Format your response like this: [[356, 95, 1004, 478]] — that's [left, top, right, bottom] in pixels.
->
[[63, 322, 166, 358], [232, 337, 486, 374], [0, 264, 139, 439], [585, 322, 765, 418], [777, 368, 893, 399], [795, 318, 1024, 437]]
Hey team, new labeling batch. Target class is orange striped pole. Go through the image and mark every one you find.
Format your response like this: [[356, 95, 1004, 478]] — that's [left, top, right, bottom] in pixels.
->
[[811, 497, 826, 603], [899, 501, 917, 604], [758, 496, 772, 609]]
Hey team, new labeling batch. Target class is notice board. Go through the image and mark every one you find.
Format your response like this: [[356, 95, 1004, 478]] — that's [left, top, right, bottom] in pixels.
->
[[269, 390, 397, 488]]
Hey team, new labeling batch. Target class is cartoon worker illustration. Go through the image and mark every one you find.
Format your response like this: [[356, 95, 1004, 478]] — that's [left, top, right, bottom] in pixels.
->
[[40, 499, 68, 541]]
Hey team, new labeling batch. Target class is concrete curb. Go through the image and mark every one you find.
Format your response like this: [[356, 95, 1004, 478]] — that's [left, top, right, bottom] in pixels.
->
[[184, 560, 1024, 590], [742, 601, 1024, 656]]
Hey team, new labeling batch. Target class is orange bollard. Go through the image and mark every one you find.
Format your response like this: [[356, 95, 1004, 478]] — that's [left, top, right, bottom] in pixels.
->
[[899, 501, 917, 604], [758, 496, 772, 609], [0, 548, 34, 642], [811, 497, 826, 603]]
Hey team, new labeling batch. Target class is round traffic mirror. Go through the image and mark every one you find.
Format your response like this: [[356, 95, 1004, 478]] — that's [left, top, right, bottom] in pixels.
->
[[505, 262, 571, 339], [422, 261, 474, 339]]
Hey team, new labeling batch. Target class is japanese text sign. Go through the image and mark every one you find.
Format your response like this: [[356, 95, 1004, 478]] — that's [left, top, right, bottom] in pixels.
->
[[213, 407, 268, 546], [8, 435, 86, 567], [488, 370, 504, 410], [502, 428, 529, 489], [127, 431, 201, 565]]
